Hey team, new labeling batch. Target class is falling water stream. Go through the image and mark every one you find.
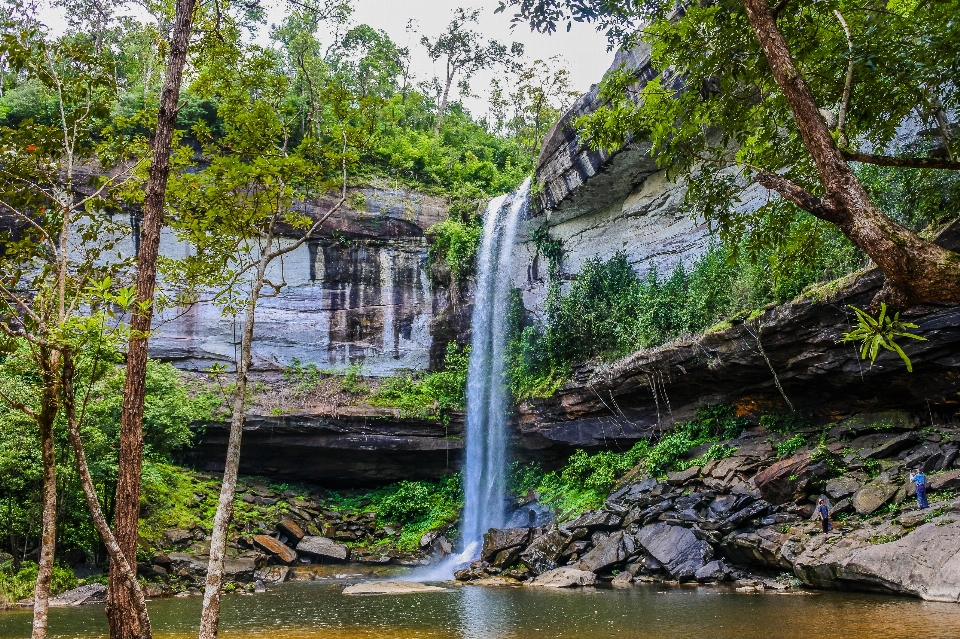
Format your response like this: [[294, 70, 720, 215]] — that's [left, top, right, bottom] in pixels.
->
[[413, 178, 530, 580]]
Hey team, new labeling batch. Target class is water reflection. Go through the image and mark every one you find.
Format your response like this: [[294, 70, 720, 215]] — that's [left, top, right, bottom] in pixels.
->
[[4, 581, 960, 639], [458, 585, 506, 639]]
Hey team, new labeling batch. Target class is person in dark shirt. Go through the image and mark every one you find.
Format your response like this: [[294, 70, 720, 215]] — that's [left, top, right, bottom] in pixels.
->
[[911, 468, 928, 509], [817, 498, 832, 533]]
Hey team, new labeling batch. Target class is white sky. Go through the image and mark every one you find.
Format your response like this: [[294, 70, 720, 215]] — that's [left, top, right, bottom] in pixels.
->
[[35, 0, 615, 121], [292, 0, 615, 117]]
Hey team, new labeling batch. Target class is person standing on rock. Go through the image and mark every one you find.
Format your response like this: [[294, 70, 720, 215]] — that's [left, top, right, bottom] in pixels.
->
[[817, 498, 832, 534], [911, 468, 928, 509]]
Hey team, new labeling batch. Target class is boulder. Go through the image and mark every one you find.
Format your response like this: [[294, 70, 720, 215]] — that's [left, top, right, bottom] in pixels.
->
[[826, 476, 862, 499], [827, 412, 917, 440], [793, 520, 960, 602], [931, 470, 960, 493], [667, 467, 699, 484], [49, 584, 107, 607], [852, 482, 898, 514], [694, 560, 728, 583], [223, 558, 256, 582], [491, 546, 523, 569], [161, 528, 193, 547], [296, 536, 349, 561], [754, 454, 813, 504], [852, 432, 918, 459], [577, 531, 634, 573], [527, 567, 597, 588], [254, 565, 290, 584], [277, 518, 305, 543], [168, 552, 207, 578], [481, 527, 531, 561], [611, 571, 634, 587], [520, 530, 574, 575], [899, 510, 927, 528], [565, 510, 623, 530], [252, 535, 297, 564], [721, 501, 771, 530], [636, 523, 712, 581]]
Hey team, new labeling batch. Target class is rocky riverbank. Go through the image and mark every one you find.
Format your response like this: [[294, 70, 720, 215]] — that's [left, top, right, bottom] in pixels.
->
[[131, 475, 447, 598], [457, 411, 960, 602]]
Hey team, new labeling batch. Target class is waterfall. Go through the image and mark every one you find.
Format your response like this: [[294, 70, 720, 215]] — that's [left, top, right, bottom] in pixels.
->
[[461, 177, 530, 546], [406, 179, 529, 582]]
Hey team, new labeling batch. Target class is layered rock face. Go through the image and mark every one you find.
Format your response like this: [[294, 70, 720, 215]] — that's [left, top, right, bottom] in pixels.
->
[[517, 267, 960, 450], [141, 184, 455, 376], [513, 43, 768, 313], [189, 263, 960, 483]]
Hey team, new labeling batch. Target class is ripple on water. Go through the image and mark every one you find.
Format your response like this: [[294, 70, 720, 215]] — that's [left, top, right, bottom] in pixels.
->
[[3, 582, 960, 639]]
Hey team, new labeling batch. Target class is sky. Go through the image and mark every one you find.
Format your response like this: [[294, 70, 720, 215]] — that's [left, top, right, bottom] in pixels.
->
[[36, 0, 616, 121], [289, 0, 616, 117]]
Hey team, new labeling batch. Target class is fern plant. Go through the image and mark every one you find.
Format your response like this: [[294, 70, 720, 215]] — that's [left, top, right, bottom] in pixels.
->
[[842, 303, 926, 371]]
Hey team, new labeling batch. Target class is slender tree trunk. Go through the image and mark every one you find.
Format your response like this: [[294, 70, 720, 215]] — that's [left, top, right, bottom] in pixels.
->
[[433, 69, 453, 135], [110, 1, 195, 636], [31, 356, 58, 639], [742, 0, 960, 308], [197, 261, 268, 639], [62, 350, 151, 639]]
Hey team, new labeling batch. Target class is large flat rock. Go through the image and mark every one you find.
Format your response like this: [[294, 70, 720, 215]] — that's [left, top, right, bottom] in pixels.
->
[[793, 520, 960, 601]]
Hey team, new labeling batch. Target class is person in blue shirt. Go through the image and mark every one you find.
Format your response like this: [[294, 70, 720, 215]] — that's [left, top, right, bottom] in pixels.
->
[[817, 498, 832, 533], [910, 468, 928, 509]]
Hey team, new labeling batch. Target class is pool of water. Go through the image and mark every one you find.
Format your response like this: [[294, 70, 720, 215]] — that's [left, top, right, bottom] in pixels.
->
[[3, 581, 960, 639]]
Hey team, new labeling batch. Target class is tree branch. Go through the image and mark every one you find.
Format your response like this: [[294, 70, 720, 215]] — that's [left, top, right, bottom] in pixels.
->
[[840, 149, 960, 171], [755, 171, 846, 224]]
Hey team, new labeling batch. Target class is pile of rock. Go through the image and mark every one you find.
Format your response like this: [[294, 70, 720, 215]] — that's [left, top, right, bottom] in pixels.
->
[[457, 412, 960, 602], [140, 482, 436, 596]]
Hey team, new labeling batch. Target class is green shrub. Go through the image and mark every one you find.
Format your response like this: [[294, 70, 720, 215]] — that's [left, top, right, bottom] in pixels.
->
[[0, 561, 77, 606], [508, 216, 867, 401], [325, 474, 463, 551], [425, 217, 483, 281], [379, 481, 433, 522], [510, 404, 748, 518], [776, 434, 807, 458], [371, 343, 469, 422]]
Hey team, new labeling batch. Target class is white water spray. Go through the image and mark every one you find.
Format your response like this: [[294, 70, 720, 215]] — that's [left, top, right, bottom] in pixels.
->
[[410, 179, 530, 581]]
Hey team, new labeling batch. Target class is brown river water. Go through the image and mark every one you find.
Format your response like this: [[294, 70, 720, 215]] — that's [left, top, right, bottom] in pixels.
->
[[2, 580, 960, 639]]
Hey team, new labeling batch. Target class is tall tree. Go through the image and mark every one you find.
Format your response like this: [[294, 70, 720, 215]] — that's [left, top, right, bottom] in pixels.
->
[[490, 55, 577, 164], [110, 0, 196, 636], [421, 7, 523, 134], [163, 26, 383, 637], [498, 0, 960, 310], [0, 25, 149, 639]]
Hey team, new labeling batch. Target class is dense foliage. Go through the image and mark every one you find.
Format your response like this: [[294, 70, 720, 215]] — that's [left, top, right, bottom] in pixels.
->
[[371, 343, 471, 422], [324, 474, 464, 551], [0, 359, 214, 567], [508, 218, 865, 399], [510, 405, 748, 517]]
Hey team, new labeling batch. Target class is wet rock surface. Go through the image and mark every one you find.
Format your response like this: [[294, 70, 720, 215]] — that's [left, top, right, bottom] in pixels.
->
[[459, 414, 960, 602]]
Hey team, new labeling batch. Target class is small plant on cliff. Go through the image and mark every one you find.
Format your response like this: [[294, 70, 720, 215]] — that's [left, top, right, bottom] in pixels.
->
[[425, 217, 484, 282], [776, 434, 806, 459], [371, 343, 470, 422], [842, 303, 926, 372]]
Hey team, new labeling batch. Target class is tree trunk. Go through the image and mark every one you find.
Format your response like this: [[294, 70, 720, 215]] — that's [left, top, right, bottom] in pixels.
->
[[197, 261, 268, 639], [110, 1, 196, 636], [31, 355, 58, 639], [62, 350, 151, 639], [742, 0, 960, 309], [433, 66, 454, 135]]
